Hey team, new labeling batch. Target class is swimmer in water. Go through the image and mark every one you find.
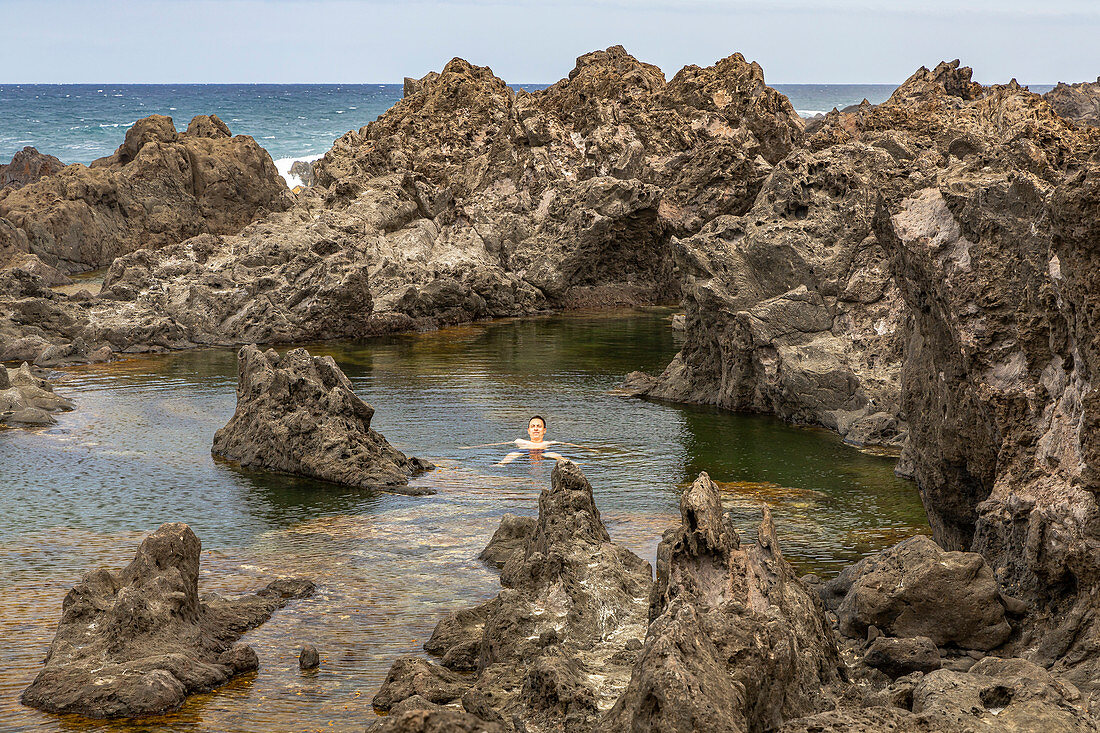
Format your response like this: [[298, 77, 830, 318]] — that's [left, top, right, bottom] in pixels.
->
[[460, 415, 589, 465], [493, 415, 564, 465]]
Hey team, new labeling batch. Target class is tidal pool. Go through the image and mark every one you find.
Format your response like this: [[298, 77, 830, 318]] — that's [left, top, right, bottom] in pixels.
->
[[0, 309, 929, 731]]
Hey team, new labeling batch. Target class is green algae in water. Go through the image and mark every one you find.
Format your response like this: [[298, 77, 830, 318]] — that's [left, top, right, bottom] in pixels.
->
[[0, 309, 928, 732]]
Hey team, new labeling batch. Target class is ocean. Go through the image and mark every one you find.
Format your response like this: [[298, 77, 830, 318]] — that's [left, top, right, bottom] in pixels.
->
[[0, 83, 1053, 188]]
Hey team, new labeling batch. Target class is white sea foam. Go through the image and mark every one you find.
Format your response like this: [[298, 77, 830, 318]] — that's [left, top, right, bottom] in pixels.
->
[[275, 152, 325, 188], [797, 109, 826, 118]]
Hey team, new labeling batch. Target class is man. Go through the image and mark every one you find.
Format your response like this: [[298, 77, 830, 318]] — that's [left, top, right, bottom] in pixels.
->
[[494, 415, 564, 465]]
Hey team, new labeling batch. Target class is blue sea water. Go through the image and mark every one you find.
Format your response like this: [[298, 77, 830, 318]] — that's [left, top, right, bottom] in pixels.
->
[[0, 83, 1052, 186]]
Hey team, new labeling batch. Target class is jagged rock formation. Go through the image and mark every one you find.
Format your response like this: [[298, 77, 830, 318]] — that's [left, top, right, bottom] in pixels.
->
[[0, 114, 290, 273], [0, 146, 65, 191], [1044, 77, 1100, 127], [371, 462, 1100, 730], [625, 58, 1100, 704], [0, 361, 74, 426], [212, 345, 432, 492], [626, 61, 1098, 452], [605, 472, 842, 732], [288, 159, 316, 186], [623, 140, 913, 447], [0, 48, 804, 366], [20, 523, 314, 718], [372, 460, 653, 731]]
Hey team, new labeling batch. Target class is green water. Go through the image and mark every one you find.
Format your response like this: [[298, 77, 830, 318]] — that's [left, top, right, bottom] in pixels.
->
[[0, 309, 928, 731]]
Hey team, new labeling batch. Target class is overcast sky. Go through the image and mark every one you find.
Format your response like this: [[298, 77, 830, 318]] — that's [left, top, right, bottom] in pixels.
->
[[3, 0, 1098, 84]]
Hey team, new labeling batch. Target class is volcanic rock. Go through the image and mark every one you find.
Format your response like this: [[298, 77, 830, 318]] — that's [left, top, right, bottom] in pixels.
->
[[624, 141, 914, 447], [1044, 77, 1100, 127], [20, 523, 314, 718], [212, 345, 432, 493], [477, 513, 535, 569], [0, 146, 65, 191], [367, 709, 506, 733], [823, 535, 1011, 650], [0, 114, 290, 274], [912, 657, 1094, 731], [862, 636, 941, 679], [0, 361, 74, 427], [373, 460, 652, 731], [0, 48, 805, 365], [604, 471, 842, 732], [288, 159, 316, 186], [299, 644, 320, 670]]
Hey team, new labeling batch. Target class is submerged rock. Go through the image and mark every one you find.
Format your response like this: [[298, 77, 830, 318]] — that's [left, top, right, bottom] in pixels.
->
[[20, 522, 314, 718], [212, 345, 432, 493]]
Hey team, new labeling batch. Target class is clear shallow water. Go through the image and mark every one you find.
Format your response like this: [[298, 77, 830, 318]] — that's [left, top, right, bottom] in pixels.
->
[[0, 310, 928, 731]]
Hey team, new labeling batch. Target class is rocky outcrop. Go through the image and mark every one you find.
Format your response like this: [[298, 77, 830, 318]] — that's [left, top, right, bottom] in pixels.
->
[[822, 535, 1012, 650], [477, 513, 536, 569], [1044, 78, 1100, 127], [0, 114, 291, 274], [212, 345, 431, 492], [0, 361, 74, 426], [20, 523, 314, 718], [373, 460, 653, 731], [288, 159, 316, 186], [626, 61, 1098, 452], [0, 47, 805, 367], [871, 130, 1100, 692], [623, 141, 913, 447], [605, 472, 842, 732], [0, 146, 65, 191]]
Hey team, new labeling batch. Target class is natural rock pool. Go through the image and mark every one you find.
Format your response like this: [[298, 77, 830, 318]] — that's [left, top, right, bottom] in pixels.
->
[[0, 309, 929, 731]]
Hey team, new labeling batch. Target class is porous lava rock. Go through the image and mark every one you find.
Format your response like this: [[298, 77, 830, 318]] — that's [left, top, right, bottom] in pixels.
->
[[288, 159, 316, 187], [212, 345, 432, 493], [604, 472, 842, 732], [373, 460, 653, 731], [0, 114, 290, 273], [20, 523, 314, 718], [823, 535, 1011, 651], [1044, 77, 1100, 127], [0, 361, 74, 427], [862, 636, 941, 679], [477, 513, 535, 569], [0, 48, 803, 365], [0, 146, 65, 191]]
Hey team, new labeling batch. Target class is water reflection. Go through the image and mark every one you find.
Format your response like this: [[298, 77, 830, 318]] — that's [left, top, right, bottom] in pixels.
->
[[0, 309, 928, 731]]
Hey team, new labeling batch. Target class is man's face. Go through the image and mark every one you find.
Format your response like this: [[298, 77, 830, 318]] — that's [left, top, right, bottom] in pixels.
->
[[528, 419, 546, 442]]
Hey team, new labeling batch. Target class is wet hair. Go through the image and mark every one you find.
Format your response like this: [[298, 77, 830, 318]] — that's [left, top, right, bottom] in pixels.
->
[[529, 415, 546, 429]]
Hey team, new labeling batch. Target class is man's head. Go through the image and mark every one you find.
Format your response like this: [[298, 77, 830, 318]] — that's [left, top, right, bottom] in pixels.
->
[[528, 415, 547, 442]]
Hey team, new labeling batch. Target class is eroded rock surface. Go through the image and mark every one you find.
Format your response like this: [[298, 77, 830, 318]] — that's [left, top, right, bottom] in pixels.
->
[[0, 146, 65, 191], [0, 114, 290, 273], [605, 472, 842, 732], [20, 523, 314, 718], [0, 47, 803, 366], [0, 361, 74, 427], [212, 345, 431, 493], [1044, 77, 1100, 127], [373, 460, 653, 731], [823, 535, 1011, 651]]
